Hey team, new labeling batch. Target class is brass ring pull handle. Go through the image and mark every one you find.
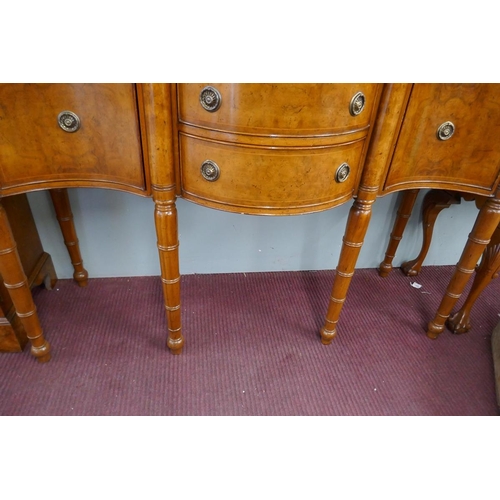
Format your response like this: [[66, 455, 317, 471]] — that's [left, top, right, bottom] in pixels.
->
[[200, 86, 222, 112], [57, 111, 81, 133], [349, 92, 366, 116], [335, 162, 351, 183], [437, 121, 455, 141], [200, 160, 220, 181]]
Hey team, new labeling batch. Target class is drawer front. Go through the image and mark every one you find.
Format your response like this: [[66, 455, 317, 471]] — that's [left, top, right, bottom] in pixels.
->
[[384, 84, 500, 195], [0, 84, 146, 194], [177, 84, 379, 137], [180, 134, 366, 214]]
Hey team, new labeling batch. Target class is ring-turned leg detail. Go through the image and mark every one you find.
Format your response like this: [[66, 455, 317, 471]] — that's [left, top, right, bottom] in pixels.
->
[[446, 224, 500, 334], [321, 190, 377, 344], [378, 189, 419, 277], [153, 186, 184, 355], [427, 189, 500, 339], [0, 202, 51, 362], [49, 189, 88, 287]]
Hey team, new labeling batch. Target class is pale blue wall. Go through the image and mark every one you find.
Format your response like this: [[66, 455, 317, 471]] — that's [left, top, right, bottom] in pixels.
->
[[27, 188, 480, 279]]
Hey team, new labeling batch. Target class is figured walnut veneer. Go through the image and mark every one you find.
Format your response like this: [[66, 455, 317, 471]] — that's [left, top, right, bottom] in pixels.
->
[[0, 84, 148, 195], [1, 83, 500, 362], [321, 84, 500, 342], [174, 84, 381, 215], [382, 84, 500, 196]]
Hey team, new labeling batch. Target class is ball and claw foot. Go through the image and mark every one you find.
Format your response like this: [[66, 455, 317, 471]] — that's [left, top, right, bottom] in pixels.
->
[[446, 311, 471, 335], [401, 259, 421, 277], [426, 321, 444, 340], [320, 327, 337, 345], [31, 341, 51, 363], [167, 335, 184, 355]]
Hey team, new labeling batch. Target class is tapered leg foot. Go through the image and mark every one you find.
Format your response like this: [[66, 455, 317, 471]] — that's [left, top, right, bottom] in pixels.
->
[[31, 341, 52, 363], [167, 335, 184, 355], [377, 263, 393, 278], [320, 327, 336, 345], [73, 270, 89, 287], [426, 321, 444, 339]]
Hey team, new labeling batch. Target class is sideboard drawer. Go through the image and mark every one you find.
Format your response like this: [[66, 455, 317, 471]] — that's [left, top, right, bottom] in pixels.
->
[[383, 83, 500, 195], [177, 84, 379, 137], [0, 84, 146, 195], [179, 133, 365, 214]]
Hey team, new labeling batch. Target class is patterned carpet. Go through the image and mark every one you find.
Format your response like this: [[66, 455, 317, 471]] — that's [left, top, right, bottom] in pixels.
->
[[1, 266, 498, 415]]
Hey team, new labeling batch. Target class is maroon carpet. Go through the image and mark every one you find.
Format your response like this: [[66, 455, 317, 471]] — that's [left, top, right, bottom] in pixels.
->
[[0, 266, 498, 415]]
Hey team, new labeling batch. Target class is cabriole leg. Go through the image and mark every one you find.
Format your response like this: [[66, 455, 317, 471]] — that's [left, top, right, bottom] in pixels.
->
[[401, 190, 461, 277]]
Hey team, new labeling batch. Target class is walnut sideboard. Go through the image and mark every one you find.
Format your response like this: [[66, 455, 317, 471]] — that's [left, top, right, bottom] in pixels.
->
[[1, 83, 499, 363]]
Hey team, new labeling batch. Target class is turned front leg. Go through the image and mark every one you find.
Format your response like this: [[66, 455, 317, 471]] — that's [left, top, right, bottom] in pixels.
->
[[378, 189, 419, 277], [446, 225, 500, 334], [153, 187, 184, 355], [140, 84, 184, 354], [427, 190, 500, 339], [320, 84, 412, 344], [0, 202, 51, 362], [321, 192, 376, 344], [49, 188, 88, 287], [401, 190, 461, 277]]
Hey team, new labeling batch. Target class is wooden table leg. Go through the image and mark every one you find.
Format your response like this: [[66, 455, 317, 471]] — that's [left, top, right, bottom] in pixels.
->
[[427, 189, 500, 339], [320, 187, 378, 344], [378, 189, 419, 277], [401, 190, 461, 276], [153, 185, 184, 355], [0, 202, 51, 362], [49, 188, 88, 287], [141, 84, 184, 355], [320, 84, 411, 345], [447, 225, 500, 334]]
